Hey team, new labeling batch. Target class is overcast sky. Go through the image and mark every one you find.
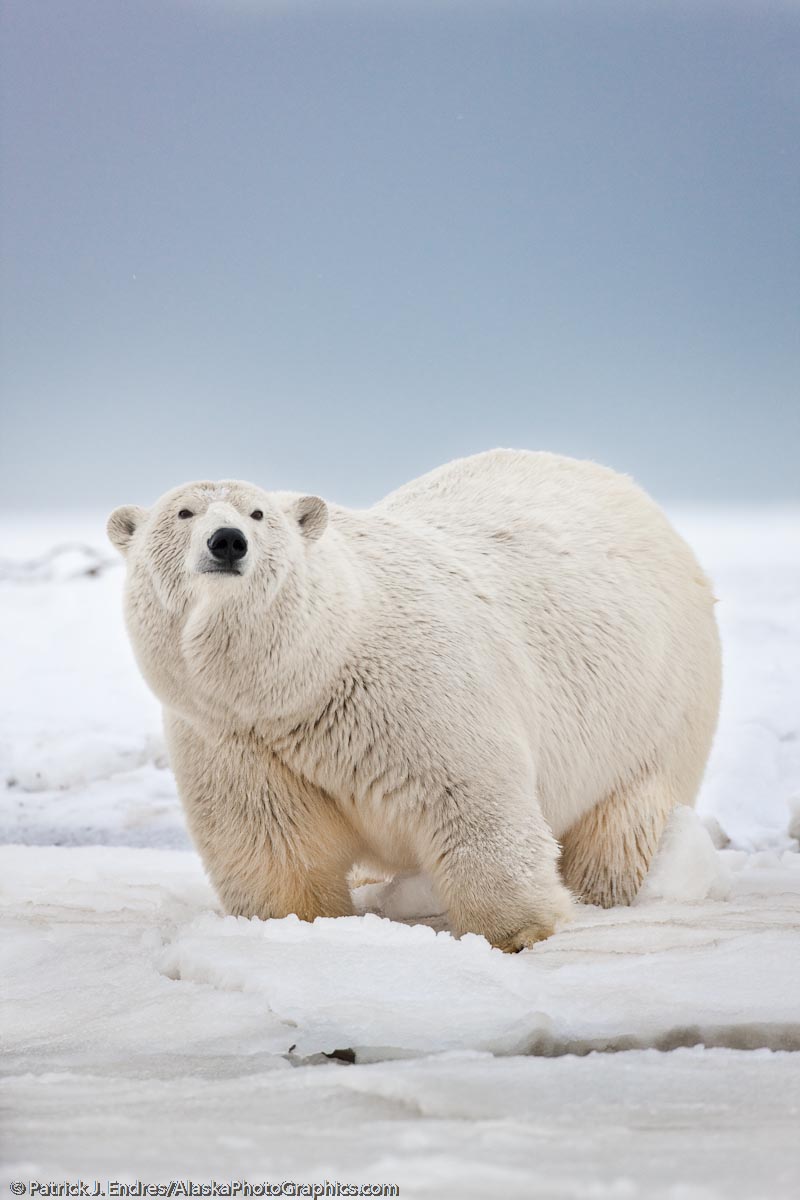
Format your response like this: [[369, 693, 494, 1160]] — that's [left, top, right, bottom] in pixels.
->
[[1, 0, 798, 511]]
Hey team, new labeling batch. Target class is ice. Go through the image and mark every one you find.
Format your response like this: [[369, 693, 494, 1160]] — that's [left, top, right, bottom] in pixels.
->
[[2, 842, 799, 1073], [2, 508, 799, 1195], [3, 1050, 800, 1198], [2, 839, 800, 1194]]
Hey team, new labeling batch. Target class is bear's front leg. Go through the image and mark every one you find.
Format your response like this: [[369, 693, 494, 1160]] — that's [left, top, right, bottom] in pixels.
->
[[165, 714, 357, 922], [423, 781, 574, 951]]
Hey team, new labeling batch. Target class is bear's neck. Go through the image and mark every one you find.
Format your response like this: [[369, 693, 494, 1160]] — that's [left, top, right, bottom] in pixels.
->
[[168, 529, 367, 735]]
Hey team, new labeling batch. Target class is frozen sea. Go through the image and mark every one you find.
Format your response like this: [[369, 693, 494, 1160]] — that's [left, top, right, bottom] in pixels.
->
[[1, 508, 799, 1199]]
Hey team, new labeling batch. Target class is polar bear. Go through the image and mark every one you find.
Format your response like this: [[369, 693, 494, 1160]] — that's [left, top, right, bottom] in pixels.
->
[[108, 450, 721, 950]]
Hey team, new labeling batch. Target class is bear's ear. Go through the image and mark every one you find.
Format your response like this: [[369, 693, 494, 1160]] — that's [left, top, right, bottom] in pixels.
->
[[107, 505, 146, 555], [292, 495, 328, 542]]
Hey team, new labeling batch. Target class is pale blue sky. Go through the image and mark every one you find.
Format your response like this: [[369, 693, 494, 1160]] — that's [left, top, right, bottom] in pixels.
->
[[2, 0, 798, 509]]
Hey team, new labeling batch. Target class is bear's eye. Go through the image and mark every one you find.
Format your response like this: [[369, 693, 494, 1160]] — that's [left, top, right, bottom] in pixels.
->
[[178, 509, 193, 519], [250, 509, 264, 521]]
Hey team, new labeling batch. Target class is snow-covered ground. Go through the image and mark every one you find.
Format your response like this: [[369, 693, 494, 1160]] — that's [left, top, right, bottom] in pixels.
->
[[1, 508, 799, 1198]]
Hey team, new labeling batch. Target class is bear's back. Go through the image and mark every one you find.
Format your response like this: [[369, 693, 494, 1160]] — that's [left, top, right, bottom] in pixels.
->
[[375, 448, 672, 558]]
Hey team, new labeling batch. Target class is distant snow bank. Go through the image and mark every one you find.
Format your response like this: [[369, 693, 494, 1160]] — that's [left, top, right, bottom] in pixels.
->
[[669, 506, 800, 570]]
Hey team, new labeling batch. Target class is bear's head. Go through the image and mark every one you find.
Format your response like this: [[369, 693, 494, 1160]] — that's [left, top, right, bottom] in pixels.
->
[[107, 480, 333, 720], [108, 479, 328, 605]]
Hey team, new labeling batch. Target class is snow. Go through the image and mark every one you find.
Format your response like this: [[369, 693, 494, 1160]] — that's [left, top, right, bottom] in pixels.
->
[[634, 806, 732, 904], [1, 508, 799, 1197]]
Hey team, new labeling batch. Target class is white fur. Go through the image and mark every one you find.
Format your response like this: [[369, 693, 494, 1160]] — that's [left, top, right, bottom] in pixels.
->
[[108, 450, 721, 950]]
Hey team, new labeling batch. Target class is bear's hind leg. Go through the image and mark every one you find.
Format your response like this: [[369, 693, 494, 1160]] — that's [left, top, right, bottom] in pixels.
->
[[559, 771, 675, 908]]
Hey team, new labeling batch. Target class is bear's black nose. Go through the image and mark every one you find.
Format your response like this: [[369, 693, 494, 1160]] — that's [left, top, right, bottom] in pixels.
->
[[207, 527, 248, 565]]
